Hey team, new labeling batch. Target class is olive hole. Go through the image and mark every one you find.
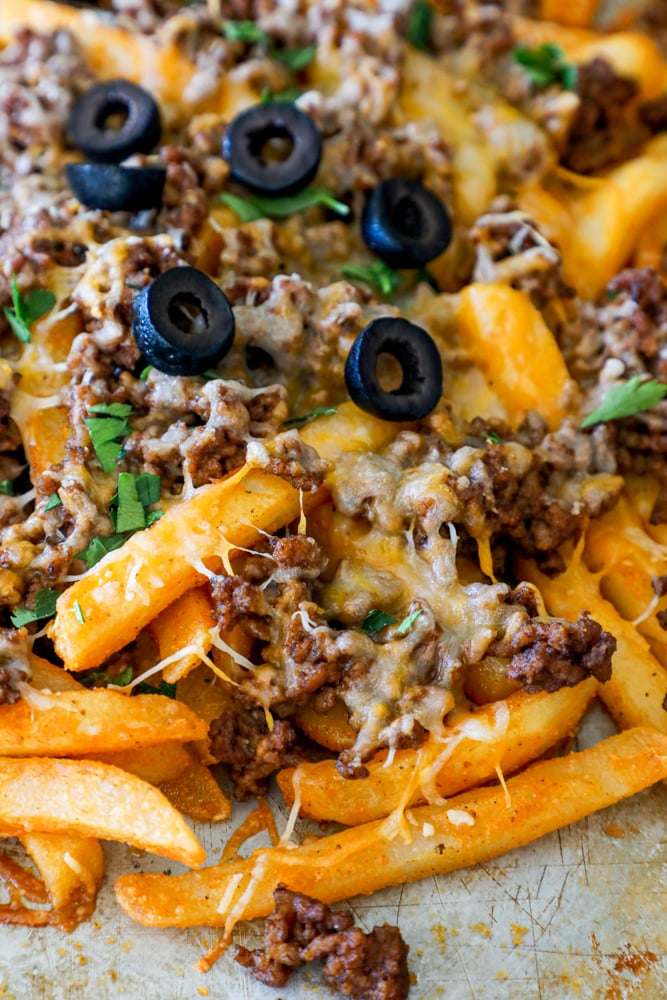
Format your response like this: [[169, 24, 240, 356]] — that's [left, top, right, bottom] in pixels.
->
[[168, 293, 209, 337], [391, 195, 424, 239], [376, 351, 405, 393], [96, 99, 130, 132], [248, 124, 295, 166]]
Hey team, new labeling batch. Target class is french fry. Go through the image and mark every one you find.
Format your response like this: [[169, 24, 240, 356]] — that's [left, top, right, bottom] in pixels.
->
[[455, 284, 577, 430], [0, 757, 205, 868], [115, 727, 667, 928], [293, 697, 355, 752], [148, 587, 216, 684], [520, 552, 667, 736], [158, 759, 230, 824], [279, 681, 596, 824], [176, 665, 232, 766], [82, 743, 193, 785], [0, 689, 207, 756], [20, 832, 104, 932], [30, 655, 82, 692]]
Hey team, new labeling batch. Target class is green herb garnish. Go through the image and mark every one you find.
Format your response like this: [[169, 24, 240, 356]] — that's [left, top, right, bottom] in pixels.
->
[[81, 665, 133, 689], [272, 44, 316, 72], [342, 261, 401, 298], [44, 493, 62, 511], [84, 403, 133, 474], [77, 533, 128, 571], [407, 1, 434, 51], [3, 277, 56, 344], [484, 430, 503, 445], [221, 187, 350, 222], [139, 365, 153, 381], [513, 43, 577, 90], [110, 472, 161, 533], [395, 608, 423, 636], [580, 376, 667, 428], [284, 406, 338, 428], [0, 480, 14, 496], [261, 85, 302, 104], [135, 679, 177, 698], [362, 609, 397, 636], [10, 588, 59, 627], [222, 20, 271, 44], [74, 600, 86, 624]]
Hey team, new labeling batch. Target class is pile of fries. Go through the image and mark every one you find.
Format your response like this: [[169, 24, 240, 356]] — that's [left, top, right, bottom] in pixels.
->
[[1, 0, 667, 996]]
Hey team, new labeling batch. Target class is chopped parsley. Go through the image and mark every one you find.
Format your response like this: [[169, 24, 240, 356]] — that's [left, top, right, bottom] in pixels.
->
[[74, 600, 86, 624], [362, 609, 397, 636], [0, 480, 14, 496], [580, 376, 667, 428], [342, 261, 401, 298], [395, 608, 423, 636], [513, 43, 577, 91], [3, 276, 56, 344], [44, 493, 62, 511], [272, 44, 316, 72], [81, 665, 133, 689], [84, 403, 133, 474], [261, 85, 302, 104], [284, 406, 338, 428], [135, 679, 177, 698], [77, 533, 128, 571], [222, 20, 271, 44], [407, 1, 434, 51], [484, 430, 503, 445], [110, 472, 162, 533], [10, 588, 59, 627], [139, 365, 153, 381], [220, 187, 350, 222]]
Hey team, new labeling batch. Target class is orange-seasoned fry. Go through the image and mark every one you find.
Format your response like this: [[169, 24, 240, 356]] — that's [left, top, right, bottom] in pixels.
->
[[536, 0, 601, 27], [279, 681, 596, 825], [149, 587, 216, 684], [49, 466, 308, 671], [82, 743, 193, 785], [0, 757, 205, 868], [293, 697, 355, 752], [455, 284, 577, 430], [0, 689, 207, 756], [30, 655, 82, 692], [19, 832, 104, 931], [521, 552, 667, 736], [21, 407, 68, 480], [176, 665, 233, 766], [158, 759, 230, 824], [115, 727, 667, 928]]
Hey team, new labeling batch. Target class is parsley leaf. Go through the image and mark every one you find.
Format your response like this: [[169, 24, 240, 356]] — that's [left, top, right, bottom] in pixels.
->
[[44, 493, 62, 511], [135, 679, 177, 698], [484, 430, 503, 445], [272, 45, 316, 72], [362, 609, 397, 636], [139, 365, 153, 381], [395, 608, 423, 637], [221, 187, 350, 222], [407, 1, 434, 51], [0, 480, 14, 496], [84, 404, 133, 474], [513, 43, 577, 90], [81, 665, 133, 689], [77, 533, 128, 570], [342, 261, 401, 298], [110, 473, 162, 533], [222, 20, 271, 44], [3, 277, 56, 343], [10, 588, 59, 627], [284, 406, 337, 428], [74, 600, 86, 624], [261, 85, 302, 104], [580, 376, 667, 428]]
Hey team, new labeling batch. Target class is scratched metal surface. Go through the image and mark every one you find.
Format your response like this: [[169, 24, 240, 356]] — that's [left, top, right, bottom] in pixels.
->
[[1, 704, 666, 1000]]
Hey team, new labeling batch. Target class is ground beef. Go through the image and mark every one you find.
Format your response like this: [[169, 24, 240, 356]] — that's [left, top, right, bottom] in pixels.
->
[[208, 705, 304, 800], [0, 627, 31, 703], [0, 665, 19, 705], [490, 610, 615, 693], [235, 887, 410, 1000], [209, 575, 271, 637], [245, 430, 329, 492]]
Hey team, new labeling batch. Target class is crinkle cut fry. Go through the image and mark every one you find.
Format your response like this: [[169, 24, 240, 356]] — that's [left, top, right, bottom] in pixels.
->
[[278, 680, 597, 825], [115, 727, 667, 929], [0, 757, 205, 868]]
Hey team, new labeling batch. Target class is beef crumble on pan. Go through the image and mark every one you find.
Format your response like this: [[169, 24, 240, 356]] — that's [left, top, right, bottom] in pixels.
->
[[235, 886, 410, 1000]]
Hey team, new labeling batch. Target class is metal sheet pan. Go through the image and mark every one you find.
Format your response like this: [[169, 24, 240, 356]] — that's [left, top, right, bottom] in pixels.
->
[[1, 704, 666, 1000]]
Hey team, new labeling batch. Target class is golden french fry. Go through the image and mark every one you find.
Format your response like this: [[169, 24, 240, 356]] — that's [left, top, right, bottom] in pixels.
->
[[30, 655, 82, 692], [81, 743, 193, 785], [279, 681, 597, 824], [20, 832, 104, 932], [149, 587, 216, 684], [293, 697, 355, 752], [158, 759, 230, 824], [176, 665, 233, 766], [0, 757, 205, 868], [0, 689, 207, 757], [521, 552, 667, 736], [115, 727, 667, 928]]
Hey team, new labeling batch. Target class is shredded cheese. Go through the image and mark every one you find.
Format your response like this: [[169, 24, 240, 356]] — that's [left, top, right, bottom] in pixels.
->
[[216, 872, 245, 916], [446, 809, 475, 828], [277, 773, 302, 848]]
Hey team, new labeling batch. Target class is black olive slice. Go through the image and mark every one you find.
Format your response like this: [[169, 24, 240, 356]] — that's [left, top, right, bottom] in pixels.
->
[[67, 79, 162, 163], [361, 179, 452, 268], [222, 102, 322, 197], [344, 317, 443, 421], [66, 163, 166, 212], [132, 267, 235, 377]]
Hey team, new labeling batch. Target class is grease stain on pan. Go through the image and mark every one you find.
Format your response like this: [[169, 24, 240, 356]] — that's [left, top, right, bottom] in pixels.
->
[[591, 934, 662, 1000]]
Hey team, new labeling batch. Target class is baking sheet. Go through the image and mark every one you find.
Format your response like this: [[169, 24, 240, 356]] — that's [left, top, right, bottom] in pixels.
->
[[0, 703, 666, 1000]]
